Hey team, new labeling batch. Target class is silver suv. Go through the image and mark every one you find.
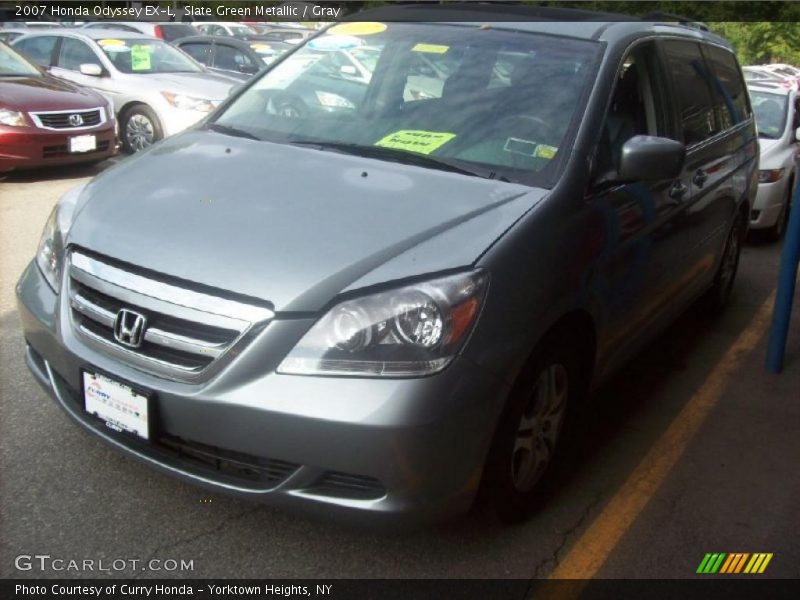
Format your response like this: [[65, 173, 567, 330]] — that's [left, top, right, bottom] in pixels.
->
[[17, 11, 757, 525]]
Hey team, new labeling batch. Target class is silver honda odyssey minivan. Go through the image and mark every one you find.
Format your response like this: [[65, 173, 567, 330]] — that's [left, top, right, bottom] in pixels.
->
[[17, 9, 757, 524]]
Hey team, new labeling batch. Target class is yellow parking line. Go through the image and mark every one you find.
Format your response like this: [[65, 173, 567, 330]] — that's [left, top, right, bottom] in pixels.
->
[[548, 292, 775, 580]]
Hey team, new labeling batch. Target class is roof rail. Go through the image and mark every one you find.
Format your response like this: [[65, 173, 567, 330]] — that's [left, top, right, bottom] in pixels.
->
[[643, 11, 709, 31]]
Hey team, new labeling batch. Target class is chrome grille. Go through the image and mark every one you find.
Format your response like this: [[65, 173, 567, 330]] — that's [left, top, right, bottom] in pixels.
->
[[31, 108, 105, 130], [68, 250, 274, 381]]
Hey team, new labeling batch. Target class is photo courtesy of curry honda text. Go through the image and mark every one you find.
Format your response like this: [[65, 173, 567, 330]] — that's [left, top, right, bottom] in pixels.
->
[[16, 10, 757, 525]]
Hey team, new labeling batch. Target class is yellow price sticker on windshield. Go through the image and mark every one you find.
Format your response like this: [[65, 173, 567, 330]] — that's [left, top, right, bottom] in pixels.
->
[[130, 45, 151, 71], [534, 144, 558, 159], [328, 22, 387, 36], [98, 38, 125, 47], [412, 43, 449, 54], [375, 130, 456, 155]]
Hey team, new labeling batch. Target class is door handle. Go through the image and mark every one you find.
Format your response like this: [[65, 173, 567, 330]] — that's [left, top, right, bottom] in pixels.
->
[[669, 181, 688, 200], [693, 169, 708, 187]]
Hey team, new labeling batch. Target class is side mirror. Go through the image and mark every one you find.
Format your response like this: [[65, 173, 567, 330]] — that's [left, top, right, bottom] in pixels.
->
[[618, 135, 686, 182], [79, 63, 103, 77], [239, 63, 258, 75], [340, 65, 357, 76]]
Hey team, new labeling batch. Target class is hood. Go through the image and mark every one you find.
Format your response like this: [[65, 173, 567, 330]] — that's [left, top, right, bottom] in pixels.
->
[[69, 130, 541, 312], [0, 74, 105, 112], [135, 72, 238, 100]]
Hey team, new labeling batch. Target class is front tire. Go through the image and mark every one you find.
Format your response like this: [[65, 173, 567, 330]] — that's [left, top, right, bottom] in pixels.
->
[[483, 331, 585, 523], [121, 105, 163, 154]]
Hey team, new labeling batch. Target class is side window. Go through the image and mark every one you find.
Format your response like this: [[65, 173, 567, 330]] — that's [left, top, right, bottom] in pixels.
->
[[214, 45, 254, 71], [58, 38, 99, 71], [181, 42, 212, 65], [15, 35, 57, 67], [595, 42, 669, 180], [663, 40, 718, 145], [705, 45, 752, 130]]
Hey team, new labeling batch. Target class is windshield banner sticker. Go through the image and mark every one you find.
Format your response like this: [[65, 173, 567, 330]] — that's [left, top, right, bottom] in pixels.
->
[[534, 144, 558, 159], [327, 22, 387, 36], [375, 130, 456, 155], [97, 38, 125, 48], [412, 43, 450, 54], [130, 45, 151, 71]]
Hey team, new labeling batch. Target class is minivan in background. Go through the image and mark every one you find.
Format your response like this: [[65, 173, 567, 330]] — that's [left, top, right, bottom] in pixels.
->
[[16, 8, 757, 525]]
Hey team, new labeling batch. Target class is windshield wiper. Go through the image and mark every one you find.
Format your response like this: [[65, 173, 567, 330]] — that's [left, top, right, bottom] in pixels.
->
[[758, 132, 778, 139], [207, 123, 261, 141], [288, 139, 503, 180]]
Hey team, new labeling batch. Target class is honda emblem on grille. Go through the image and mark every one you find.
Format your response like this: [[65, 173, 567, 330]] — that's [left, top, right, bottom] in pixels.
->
[[69, 114, 84, 127], [113, 309, 147, 348]]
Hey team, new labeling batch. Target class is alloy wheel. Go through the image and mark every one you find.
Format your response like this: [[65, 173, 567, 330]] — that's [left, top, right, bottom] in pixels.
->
[[126, 114, 155, 152], [511, 363, 569, 493]]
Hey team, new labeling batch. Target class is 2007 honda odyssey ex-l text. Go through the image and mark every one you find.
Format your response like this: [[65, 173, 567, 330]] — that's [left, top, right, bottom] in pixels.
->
[[17, 8, 757, 524]]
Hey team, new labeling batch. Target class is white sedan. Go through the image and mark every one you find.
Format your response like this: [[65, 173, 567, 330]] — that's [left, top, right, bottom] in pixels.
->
[[749, 82, 800, 239]]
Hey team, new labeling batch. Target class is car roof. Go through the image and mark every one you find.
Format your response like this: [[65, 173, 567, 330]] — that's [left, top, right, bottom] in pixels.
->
[[347, 3, 731, 48], [748, 83, 794, 96], [174, 35, 252, 48], [16, 28, 155, 41]]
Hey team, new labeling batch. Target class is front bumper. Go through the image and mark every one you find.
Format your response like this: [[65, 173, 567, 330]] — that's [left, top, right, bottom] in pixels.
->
[[0, 124, 117, 173], [750, 177, 790, 229], [16, 261, 508, 525], [156, 103, 217, 137]]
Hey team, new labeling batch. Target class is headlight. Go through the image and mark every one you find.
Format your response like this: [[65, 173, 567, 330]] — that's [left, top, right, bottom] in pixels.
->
[[35, 185, 83, 293], [759, 168, 786, 183], [314, 91, 355, 109], [278, 270, 488, 377], [161, 91, 215, 113], [0, 108, 25, 127]]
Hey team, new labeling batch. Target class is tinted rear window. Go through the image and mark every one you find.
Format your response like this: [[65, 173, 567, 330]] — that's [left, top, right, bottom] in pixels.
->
[[160, 24, 199, 42]]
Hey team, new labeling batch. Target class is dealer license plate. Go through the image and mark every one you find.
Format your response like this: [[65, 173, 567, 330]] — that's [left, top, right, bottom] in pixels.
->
[[69, 134, 96, 153], [83, 371, 150, 440]]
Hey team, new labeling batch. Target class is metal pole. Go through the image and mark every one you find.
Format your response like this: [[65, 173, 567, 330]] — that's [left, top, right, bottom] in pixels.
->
[[766, 177, 800, 373]]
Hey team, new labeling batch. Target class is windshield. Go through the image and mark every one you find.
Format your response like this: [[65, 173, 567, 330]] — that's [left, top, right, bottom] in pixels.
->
[[96, 38, 202, 74], [230, 25, 255, 39], [0, 41, 40, 76], [213, 22, 599, 185], [751, 90, 789, 139]]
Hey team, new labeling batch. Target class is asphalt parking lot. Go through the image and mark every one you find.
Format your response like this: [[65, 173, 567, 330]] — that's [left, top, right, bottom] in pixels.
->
[[1, 161, 799, 580]]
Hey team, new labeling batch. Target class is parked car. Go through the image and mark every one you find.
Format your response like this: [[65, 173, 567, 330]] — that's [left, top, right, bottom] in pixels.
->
[[759, 63, 800, 89], [743, 66, 797, 90], [12, 29, 238, 152], [0, 40, 116, 172], [245, 25, 314, 44], [748, 82, 799, 239], [81, 21, 199, 43], [16, 12, 756, 525], [173, 35, 291, 80], [195, 22, 256, 39], [0, 28, 28, 44]]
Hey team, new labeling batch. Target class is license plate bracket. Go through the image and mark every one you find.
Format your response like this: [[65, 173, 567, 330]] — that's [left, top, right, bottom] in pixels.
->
[[69, 134, 96, 153], [82, 369, 153, 441]]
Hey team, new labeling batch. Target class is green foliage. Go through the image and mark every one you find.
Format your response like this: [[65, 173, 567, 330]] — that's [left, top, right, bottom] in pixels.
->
[[709, 22, 800, 66]]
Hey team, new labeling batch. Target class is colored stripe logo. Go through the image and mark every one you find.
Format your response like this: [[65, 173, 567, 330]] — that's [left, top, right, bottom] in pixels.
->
[[697, 553, 773, 574]]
